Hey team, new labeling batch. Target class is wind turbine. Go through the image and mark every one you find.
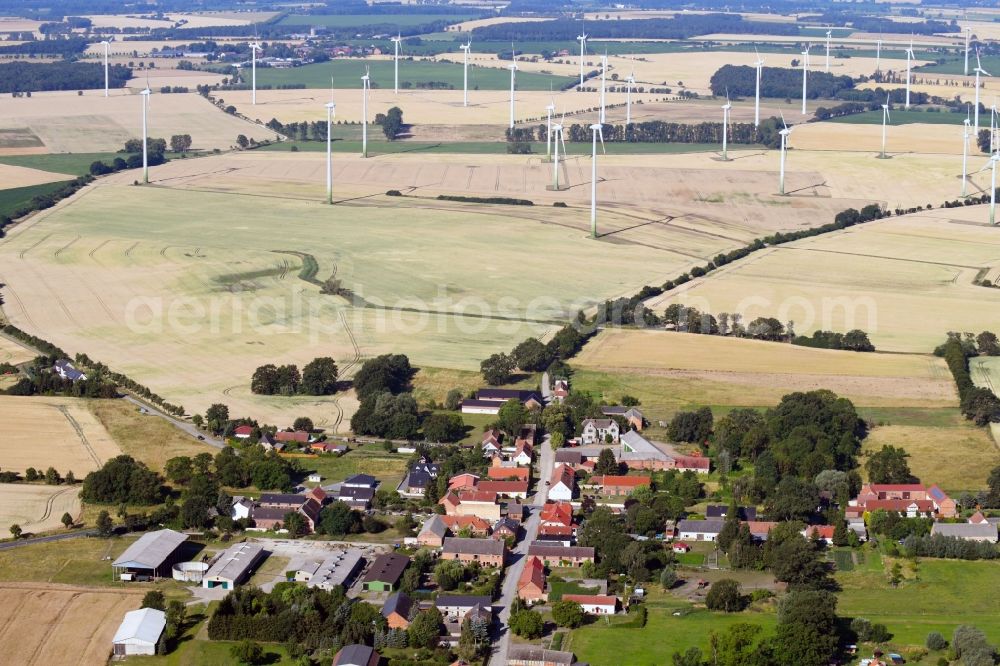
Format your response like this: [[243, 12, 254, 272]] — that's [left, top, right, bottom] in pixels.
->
[[101, 40, 109, 97], [875, 36, 882, 76], [599, 52, 607, 124], [545, 97, 555, 162], [878, 92, 891, 159], [249, 37, 262, 105], [391, 33, 401, 95], [904, 39, 914, 109], [778, 113, 793, 195], [508, 44, 518, 129], [548, 112, 568, 191], [589, 122, 605, 239], [964, 27, 971, 76], [140, 82, 151, 184], [577, 26, 587, 87], [325, 79, 336, 205], [990, 98, 997, 155], [721, 90, 732, 161], [753, 48, 765, 127], [976, 151, 999, 225], [460, 39, 471, 107], [800, 46, 810, 115], [360, 66, 370, 158], [962, 111, 972, 198], [974, 50, 989, 138], [825, 29, 832, 73], [625, 62, 635, 128]]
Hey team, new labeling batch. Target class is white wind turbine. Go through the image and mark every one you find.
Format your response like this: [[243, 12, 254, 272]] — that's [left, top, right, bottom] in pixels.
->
[[962, 111, 972, 198], [589, 122, 605, 239], [460, 39, 471, 107], [990, 98, 997, 155], [753, 47, 765, 127], [800, 45, 810, 115], [625, 62, 635, 127], [976, 151, 999, 225], [577, 27, 587, 87], [508, 44, 518, 129], [974, 50, 989, 138], [249, 37, 262, 105], [825, 29, 832, 73], [360, 66, 371, 158], [547, 112, 568, 191], [964, 27, 971, 76], [720, 90, 732, 161], [599, 52, 608, 124], [778, 113, 793, 195], [391, 33, 401, 95], [878, 92, 891, 159], [904, 39, 915, 109], [875, 36, 882, 76], [325, 80, 336, 205], [101, 40, 109, 97], [140, 82, 151, 184], [545, 98, 555, 162]]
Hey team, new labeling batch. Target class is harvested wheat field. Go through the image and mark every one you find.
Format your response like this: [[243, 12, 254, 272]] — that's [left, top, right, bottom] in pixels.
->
[[790, 121, 969, 156], [446, 16, 550, 32], [0, 90, 271, 153], [125, 67, 226, 89], [648, 206, 1000, 353], [0, 583, 142, 666], [972, 357, 1000, 443], [0, 396, 121, 474], [0, 163, 74, 188], [0, 335, 35, 366], [0, 485, 81, 533], [574, 328, 955, 407]]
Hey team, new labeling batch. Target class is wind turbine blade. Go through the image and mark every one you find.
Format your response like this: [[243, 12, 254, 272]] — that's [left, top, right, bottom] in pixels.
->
[[598, 127, 605, 155]]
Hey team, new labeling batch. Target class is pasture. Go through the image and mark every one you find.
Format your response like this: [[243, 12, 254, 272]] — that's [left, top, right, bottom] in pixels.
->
[[0, 484, 81, 533], [0, 583, 143, 666], [251, 59, 577, 91], [89, 399, 213, 472], [0, 90, 271, 153]]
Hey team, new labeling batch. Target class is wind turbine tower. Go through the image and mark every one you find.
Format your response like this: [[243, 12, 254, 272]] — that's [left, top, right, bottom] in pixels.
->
[[140, 84, 151, 184], [360, 67, 370, 158], [325, 98, 336, 204], [625, 64, 635, 127], [965, 27, 972, 76], [753, 48, 765, 127], [589, 123, 605, 239], [778, 114, 793, 195], [460, 40, 471, 107], [875, 37, 882, 75], [878, 93, 891, 159], [101, 41, 109, 97], [800, 46, 810, 115], [721, 91, 732, 161], [599, 52, 607, 124], [547, 113, 568, 192], [825, 30, 832, 73], [508, 46, 518, 129], [962, 113, 972, 198], [904, 39, 915, 109], [577, 28, 587, 87], [249, 38, 262, 105], [391, 33, 401, 94], [977, 152, 999, 225], [974, 51, 989, 138], [545, 98, 555, 162]]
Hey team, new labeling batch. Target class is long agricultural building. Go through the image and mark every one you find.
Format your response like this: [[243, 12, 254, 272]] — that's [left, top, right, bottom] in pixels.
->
[[112, 529, 188, 581], [202, 541, 268, 590], [291, 548, 365, 591]]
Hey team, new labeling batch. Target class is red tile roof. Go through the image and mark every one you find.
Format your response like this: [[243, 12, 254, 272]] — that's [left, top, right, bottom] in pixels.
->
[[459, 490, 500, 504], [487, 467, 530, 481], [551, 464, 575, 488], [478, 480, 529, 494], [276, 430, 309, 442], [234, 425, 253, 436], [518, 556, 546, 594], [563, 594, 617, 607], [592, 475, 651, 488], [539, 501, 574, 527]]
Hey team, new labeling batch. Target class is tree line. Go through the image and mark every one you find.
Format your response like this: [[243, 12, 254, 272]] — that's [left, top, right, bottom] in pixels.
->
[[564, 119, 778, 148], [480, 322, 594, 386], [937, 333, 1000, 426], [250, 357, 339, 396], [0, 61, 131, 93], [709, 64, 854, 100], [471, 14, 800, 41]]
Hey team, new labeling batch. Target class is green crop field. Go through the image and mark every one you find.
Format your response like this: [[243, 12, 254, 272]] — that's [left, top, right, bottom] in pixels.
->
[[278, 13, 478, 28], [0, 181, 73, 218], [917, 55, 1000, 75], [826, 110, 968, 126], [0, 153, 122, 176], [252, 59, 577, 91]]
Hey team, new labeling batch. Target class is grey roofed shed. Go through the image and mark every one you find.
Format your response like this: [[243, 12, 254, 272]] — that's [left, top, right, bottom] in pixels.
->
[[202, 542, 266, 588], [112, 529, 187, 577]]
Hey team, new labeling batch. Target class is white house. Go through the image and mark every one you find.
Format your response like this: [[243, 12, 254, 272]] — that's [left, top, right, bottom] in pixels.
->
[[580, 419, 620, 445], [548, 464, 575, 502], [231, 497, 253, 521], [112, 607, 165, 657], [676, 519, 724, 542], [562, 594, 618, 615]]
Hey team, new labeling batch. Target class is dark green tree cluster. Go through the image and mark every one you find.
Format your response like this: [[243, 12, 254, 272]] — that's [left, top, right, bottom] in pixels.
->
[[80, 455, 162, 505], [667, 407, 713, 444], [792, 329, 875, 352], [938, 335, 1000, 426], [376, 106, 404, 140], [710, 64, 854, 100], [350, 355, 422, 440], [0, 61, 131, 93], [471, 14, 799, 41], [4, 355, 118, 399], [902, 533, 1000, 561], [864, 445, 914, 484], [250, 357, 340, 396], [481, 323, 594, 385]]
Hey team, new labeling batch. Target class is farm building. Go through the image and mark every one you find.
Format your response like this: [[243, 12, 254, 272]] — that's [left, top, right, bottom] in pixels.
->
[[562, 594, 618, 615], [112, 529, 188, 581], [441, 537, 506, 567], [526, 543, 595, 566], [382, 591, 414, 629], [676, 519, 724, 542], [363, 553, 409, 592], [112, 607, 165, 657], [549, 464, 576, 501], [332, 644, 380, 666], [507, 645, 578, 666], [930, 522, 998, 542], [601, 405, 644, 430], [417, 514, 449, 547], [291, 548, 364, 590], [434, 594, 493, 620], [202, 542, 267, 590], [517, 556, 547, 604]]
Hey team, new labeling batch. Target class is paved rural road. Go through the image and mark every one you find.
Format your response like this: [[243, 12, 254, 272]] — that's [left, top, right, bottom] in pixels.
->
[[489, 434, 555, 665], [0, 528, 97, 551], [123, 395, 224, 449]]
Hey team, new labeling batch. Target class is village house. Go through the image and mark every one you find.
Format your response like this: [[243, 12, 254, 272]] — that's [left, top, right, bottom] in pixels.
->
[[512, 439, 534, 466], [448, 473, 480, 491], [441, 537, 506, 567], [362, 553, 409, 592], [517, 556, 547, 604], [851, 483, 957, 518], [491, 517, 519, 541], [478, 479, 529, 499], [417, 514, 449, 547], [381, 591, 413, 630], [620, 431, 710, 473], [481, 429, 503, 455], [332, 645, 380, 666], [676, 518, 725, 542], [563, 594, 618, 615], [549, 464, 576, 501], [527, 543, 595, 566], [487, 465, 530, 482], [230, 496, 253, 521], [706, 505, 758, 521], [442, 514, 493, 537], [601, 405, 644, 431], [399, 459, 440, 497], [435, 595, 493, 621], [233, 424, 253, 439], [588, 474, 652, 496], [802, 525, 837, 545], [554, 449, 584, 468], [580, 418, 620, 445], [275, 430, 311, 444], [440, 490, 502, 521], [673, 542, 691, 554], [744, 521, 779, 541]]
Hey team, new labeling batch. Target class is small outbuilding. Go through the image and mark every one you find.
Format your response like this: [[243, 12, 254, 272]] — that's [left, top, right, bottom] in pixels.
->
[[112, 607, 165, 658]]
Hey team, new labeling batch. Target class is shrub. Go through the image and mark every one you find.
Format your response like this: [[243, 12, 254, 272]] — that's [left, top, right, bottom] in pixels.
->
[[926, 632, 948, 651]]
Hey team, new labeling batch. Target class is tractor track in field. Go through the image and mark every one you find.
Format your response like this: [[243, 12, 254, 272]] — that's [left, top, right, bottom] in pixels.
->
[[18, 233, 51, 259], [124, 241, 139, 258], [0, 281, 38, 330], [57, 405, 102, 468], [37, 486, 76, 525], [24, 591, 80, 666], [53, 235, 81, 259], [87, 239, 111, 263]]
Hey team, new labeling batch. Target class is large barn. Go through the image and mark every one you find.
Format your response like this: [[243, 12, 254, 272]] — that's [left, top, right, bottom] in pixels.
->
[[112, 607, 165, 657], [112, 529, 188, 581], [202, 541, 267, 590]]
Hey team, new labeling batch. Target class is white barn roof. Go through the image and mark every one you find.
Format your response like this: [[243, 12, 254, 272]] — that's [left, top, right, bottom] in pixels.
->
[[113, 529, 187, 569], [204, 542, 264, 582], [113, 607, 166, 644]]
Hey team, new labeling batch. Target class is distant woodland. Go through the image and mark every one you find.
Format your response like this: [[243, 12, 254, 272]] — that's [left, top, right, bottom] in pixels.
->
[[0, 61, 132, 93], [472, 14, 800, 41]]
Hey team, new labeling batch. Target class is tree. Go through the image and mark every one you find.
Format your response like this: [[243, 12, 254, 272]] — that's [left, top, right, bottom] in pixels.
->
[[352, 354, 413, 400], [282, 511, 308, 537], [96, 510, 114, 537], [205, 403, 230, 435], [667, 407, 713, 443], [408, 608, 444, 649], [768, 476, 820, 522], [497, 399, 528, 436], [301, 356, 339, 395], [169, 134, 192, 152], [319, 501, 361, 536], [142, 590, 166, 610], [865, 445, 913, 484], [775, 590, 839, 666], [165, 600, 186, 640], [236, 134, 250, 149], [65, 470, 76, 485], [381, 106, 404, 140], [61, 512, 74, 529], [44, 467, 60, 484], [8, 524, 21, 539], [292, 416, 314, 432], [706, 579, 744, 612], [164, 456, 194, 485], [512, 338, 552, 371], [595, 448, 620, 475], [952, 625, 996, 666], [230, 640, 264, 665], [977, 331, 1000, 356], [769, 532, 833, 590], [926, 631, 948, 651], [480, 352, 515, 385], [445, 389, 463, 411], [509, 609, 544, 638], [552, 600, 585, 628], [660, 567, 678, 590], [709, 623, 763, 666], [672, 647, 704, 666], [422, 413, 465, 443]]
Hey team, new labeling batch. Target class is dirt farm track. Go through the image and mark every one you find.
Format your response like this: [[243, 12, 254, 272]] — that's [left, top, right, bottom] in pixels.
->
[[0, 583, 143, 666]]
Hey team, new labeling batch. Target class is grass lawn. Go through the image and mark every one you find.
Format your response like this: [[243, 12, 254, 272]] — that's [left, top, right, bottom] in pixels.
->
[[291, 443, 410, 486], [252, 59, 575, 91], [0, 534, 127, 585], [89, 399, 213, 472], [826, 110, 967, 126], [0, 180, 73, 218], [566, 588, 776, 666], [549, 579, 600, 600], [837, 551, 1000, 650], [0, 152, 121, 176], [258, 139, 757, 156]]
